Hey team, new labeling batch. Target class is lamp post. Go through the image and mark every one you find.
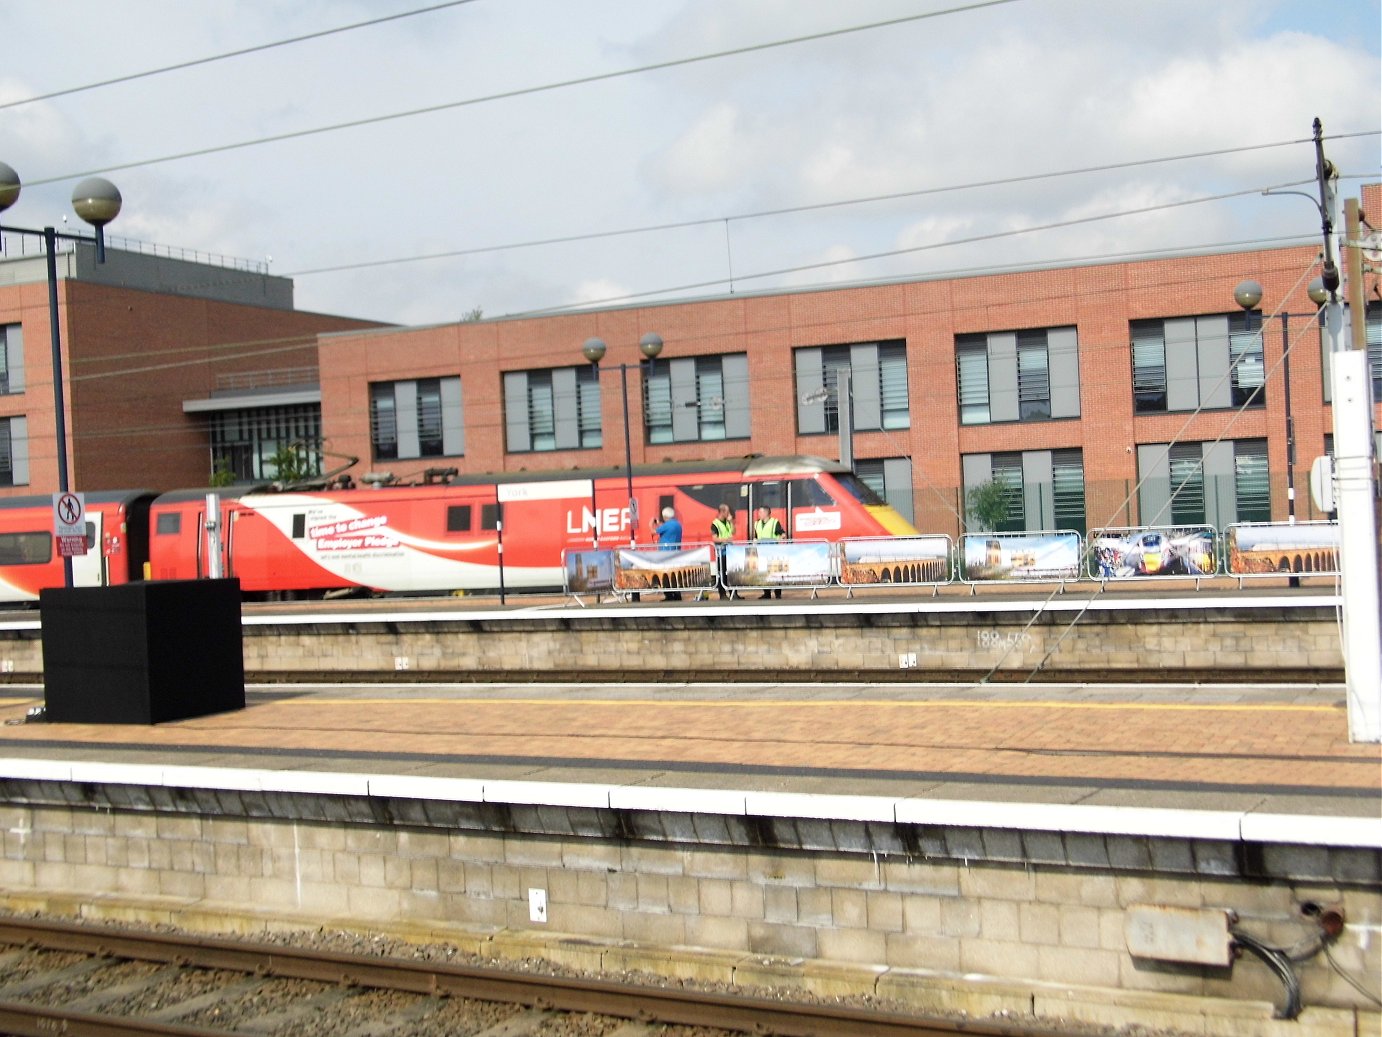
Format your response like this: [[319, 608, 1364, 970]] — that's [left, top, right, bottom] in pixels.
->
[[1231, 277, 1330, 529], [580, 332, 663, 548], [0, 161, 123, 587]]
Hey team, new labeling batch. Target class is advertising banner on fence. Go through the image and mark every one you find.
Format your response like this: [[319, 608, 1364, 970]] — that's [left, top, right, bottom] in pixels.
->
[[723, 541, 834, 591], [838, 535, 952, 586], [1088, 526, 1216, 579], [960, 531, 1081, 583], [614, 545, 715, 594], [1226, 521, 1340, 576], [564, 549, 616, 593]]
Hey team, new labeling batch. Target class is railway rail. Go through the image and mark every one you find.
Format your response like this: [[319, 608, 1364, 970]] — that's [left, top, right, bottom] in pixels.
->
[[0, 915, 1069, 1037]]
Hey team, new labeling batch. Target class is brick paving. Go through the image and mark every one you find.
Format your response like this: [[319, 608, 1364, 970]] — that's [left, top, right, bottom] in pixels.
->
[[0, 685, 1376, 805]]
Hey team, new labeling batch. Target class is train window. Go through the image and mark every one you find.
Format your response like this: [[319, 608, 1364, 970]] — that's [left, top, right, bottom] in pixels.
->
[[788, 478, 835, 508], [446, 505, 472, 532], [291, 514, 306, 539], [84, 521, 96, 550], [679, 483, 746, 511], [755, 481, 784, 509], [480, 503, 499, 530], [155, 512, 181, 535], [0, 532, 52, 565], [832, 472, 888, 507]]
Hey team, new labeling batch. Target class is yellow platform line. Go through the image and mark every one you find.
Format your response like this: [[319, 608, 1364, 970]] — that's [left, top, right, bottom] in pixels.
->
[[298, 697, 1337, 713]]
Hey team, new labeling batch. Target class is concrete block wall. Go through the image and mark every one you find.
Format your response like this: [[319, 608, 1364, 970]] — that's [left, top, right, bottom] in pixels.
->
[[239, 605, 1344, 682], [0, 788, 1377, 1034], [0, 600, 1341, 683]]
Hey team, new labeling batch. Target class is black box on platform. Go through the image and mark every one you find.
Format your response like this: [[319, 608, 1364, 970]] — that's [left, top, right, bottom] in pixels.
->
[[40, 579, 245, 724]]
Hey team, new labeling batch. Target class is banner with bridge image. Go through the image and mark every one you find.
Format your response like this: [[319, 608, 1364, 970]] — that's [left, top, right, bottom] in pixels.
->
[[838, 535, 952, 587], [960, 531, 1082, 583], [1087, 525, 1217, 580], [1226, 521, 1340, 577], [614, 545, 716, 595], [723, 541, 834, 592]]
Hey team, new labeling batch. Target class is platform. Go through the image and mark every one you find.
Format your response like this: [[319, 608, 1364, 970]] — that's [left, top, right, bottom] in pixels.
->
[[2, 677, 1377, 835]]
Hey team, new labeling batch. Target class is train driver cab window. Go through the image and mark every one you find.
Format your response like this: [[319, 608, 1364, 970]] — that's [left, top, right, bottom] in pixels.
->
[[155, 512, 181, 535], [447, 505, 472, 533], [787, 478, 834, 508], [480, 503, 499, 530], [833, 472, 888, 507]]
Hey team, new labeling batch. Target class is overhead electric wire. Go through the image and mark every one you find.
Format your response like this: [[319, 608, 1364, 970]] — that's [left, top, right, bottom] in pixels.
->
[[986, 259, 1328, 684], [0, 1, 480, 111], [507, 179, 1324, 317], [283, 133, 1377, 278], [22, 0, 1026, 187]]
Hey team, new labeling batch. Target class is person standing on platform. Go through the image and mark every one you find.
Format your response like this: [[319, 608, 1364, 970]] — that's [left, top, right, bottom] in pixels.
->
[[651, 506, 683, 600], [710, 503, 736, 599], [753, 505, 786, 599]]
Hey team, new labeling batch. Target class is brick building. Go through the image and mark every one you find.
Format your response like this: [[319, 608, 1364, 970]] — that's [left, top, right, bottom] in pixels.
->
[[2, 189, 1377, 543], [0, 242, 382, 495], [318, 186, 1381, 538]]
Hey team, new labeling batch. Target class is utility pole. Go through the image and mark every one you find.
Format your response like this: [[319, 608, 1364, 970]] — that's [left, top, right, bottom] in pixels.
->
[[1315, 120, 1381, 743]]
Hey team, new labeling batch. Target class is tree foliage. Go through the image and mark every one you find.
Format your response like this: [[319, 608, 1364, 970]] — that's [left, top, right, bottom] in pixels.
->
[[965, 478, 1012, 532]]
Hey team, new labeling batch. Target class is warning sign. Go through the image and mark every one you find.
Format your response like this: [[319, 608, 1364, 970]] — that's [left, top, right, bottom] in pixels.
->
[[53, 492, 89, 558]]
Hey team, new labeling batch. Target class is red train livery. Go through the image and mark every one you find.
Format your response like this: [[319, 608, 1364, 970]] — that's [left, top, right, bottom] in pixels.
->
[[0, 456, 914, 603]]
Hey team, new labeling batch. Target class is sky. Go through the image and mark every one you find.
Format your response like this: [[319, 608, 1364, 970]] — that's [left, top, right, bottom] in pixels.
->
[[1, 0, 1379, 328]]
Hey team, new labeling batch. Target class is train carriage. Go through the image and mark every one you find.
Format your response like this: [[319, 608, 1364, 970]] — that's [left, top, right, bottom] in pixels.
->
[[145, 455, 914, 600], [0, 491, 153, 602]]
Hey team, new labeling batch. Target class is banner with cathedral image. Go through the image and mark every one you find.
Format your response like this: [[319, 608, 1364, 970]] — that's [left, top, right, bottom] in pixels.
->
[[722, 541, 834, 591]]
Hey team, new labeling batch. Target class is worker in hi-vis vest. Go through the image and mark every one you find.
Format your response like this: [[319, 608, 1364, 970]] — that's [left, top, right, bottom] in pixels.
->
[[752, 505, 785, 600], [711, 503, 735, 599]]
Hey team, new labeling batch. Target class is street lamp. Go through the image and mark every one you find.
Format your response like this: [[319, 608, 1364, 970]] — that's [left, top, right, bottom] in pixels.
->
[[1232, 276, 1329, 527], [580, 331, 663, 548], [0, 161, 122, 587]]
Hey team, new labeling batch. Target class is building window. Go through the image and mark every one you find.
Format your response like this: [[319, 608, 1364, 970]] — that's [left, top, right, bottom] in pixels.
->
[[644, 353, 750, 444], [961, 448, 1085, 533], [1228, 310, 1265, 407], [955, 327, 1079, 425], [1136, 439, 1269, 527], [0, 416, 28, 487], [796, 340, 910, 435], [503, 366, 600, 453], [1130, 312, 1262, 414], [854, 457, 915, 525], [369, 377, 463, 462], [1234, 439, 1271, 522], [1370, 303, 1382, 399], [0, 324, 24, 395], [210, 405, 323, 481]]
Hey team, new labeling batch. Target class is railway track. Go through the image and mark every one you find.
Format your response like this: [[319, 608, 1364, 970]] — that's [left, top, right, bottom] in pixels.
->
[[0, 915, 1069, 1037]]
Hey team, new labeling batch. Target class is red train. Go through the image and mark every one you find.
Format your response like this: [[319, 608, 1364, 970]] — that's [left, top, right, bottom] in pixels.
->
[[0, 456, 915, 603]]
